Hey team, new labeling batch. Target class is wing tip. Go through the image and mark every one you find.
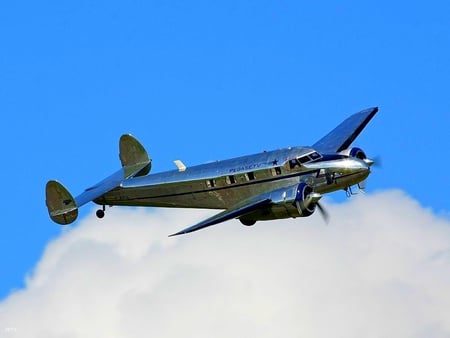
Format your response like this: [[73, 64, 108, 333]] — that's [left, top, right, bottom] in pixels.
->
[[366, 106, 378, 115], [168, 230, 186, 237], [313, 106, 379, 153]]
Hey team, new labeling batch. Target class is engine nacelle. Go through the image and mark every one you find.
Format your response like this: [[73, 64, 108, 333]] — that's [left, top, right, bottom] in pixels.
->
[[239, 183, 322, 225], [268, 182, 317, 217], [339, 147, 367, 160]]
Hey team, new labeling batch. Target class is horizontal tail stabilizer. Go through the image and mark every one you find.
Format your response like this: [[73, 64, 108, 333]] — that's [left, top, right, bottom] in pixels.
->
[[46, 180, 78, 225]]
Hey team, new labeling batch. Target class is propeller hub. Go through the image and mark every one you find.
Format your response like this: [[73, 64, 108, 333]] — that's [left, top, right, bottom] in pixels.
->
[[363, 158, 375, 166]]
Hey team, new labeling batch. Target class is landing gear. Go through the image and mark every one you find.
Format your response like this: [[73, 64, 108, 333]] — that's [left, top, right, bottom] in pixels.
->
[[345, 184, 365, 197], [240, 219, 256, 226], [96, 205, 106, 219], [345, 186, 357, 197]]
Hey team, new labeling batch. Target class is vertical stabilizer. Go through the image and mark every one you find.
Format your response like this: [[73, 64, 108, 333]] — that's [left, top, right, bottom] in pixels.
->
[[46, 180, 78, 225], [119, 134, 151, 177]]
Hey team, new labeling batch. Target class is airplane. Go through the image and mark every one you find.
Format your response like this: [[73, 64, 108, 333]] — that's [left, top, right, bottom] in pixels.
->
[[46, 107, 378, 236]]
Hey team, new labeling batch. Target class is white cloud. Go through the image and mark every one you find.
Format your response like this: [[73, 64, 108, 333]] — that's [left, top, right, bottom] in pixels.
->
[[1, 190, 450, 338]]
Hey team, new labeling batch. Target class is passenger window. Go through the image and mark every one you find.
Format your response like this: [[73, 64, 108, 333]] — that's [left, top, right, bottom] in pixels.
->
[[271, 167, 282, 176], [206, 179, 216, 188], [245, 172, 255, 181], [226, 175, 236, 184]]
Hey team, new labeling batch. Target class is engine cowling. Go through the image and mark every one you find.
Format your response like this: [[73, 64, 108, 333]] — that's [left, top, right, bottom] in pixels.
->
[[339, 147, 367, 160], [294, 182, 317, 217], [239, 183, 322, 225], [268, 182, 320, 218]]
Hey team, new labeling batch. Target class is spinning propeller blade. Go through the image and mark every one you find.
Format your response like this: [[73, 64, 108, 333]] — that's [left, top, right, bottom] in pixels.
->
[[316, 202, 329, 224], [372, 155, 382, 168]]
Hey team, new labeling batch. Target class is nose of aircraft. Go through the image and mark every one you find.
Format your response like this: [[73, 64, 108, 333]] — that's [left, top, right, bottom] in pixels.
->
[[352, 157, 371, 172], [336, 157, 371, 181], [338, 157, 370, 171]]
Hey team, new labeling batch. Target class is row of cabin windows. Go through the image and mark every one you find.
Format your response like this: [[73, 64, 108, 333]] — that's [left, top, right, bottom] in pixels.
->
[[204, 152, 320, 188], [205, 167, 282, 188], [206, 152, 320, 189]]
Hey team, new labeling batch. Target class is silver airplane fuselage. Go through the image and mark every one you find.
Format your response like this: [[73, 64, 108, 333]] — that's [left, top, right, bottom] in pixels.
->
[[95, 147, 370, 213]]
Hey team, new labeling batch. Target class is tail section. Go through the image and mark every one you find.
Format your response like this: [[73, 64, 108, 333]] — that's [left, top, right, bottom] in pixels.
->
[[46, 180, 78, 225], [46, 134, 151, 225], [119, 134, 151, 178]]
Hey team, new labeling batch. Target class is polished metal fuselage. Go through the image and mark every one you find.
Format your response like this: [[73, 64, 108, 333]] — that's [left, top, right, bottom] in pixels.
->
[[94, 146, 370, 210]]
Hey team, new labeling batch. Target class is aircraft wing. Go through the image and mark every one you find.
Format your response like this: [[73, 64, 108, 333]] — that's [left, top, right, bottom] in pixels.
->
[[312, 107, 378, 153], [169, 198, 272, 236]]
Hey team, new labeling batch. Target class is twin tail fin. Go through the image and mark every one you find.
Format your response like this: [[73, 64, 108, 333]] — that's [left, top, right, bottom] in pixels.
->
[[45, 134, 150, 225]]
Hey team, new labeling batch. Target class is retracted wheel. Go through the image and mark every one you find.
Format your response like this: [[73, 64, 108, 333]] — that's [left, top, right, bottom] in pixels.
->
[[240, 219, 256, 226], [96, 209, 105, 219]]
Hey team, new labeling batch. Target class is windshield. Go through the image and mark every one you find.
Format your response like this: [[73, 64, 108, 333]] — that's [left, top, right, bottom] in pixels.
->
[[288, 151, 322, 169]]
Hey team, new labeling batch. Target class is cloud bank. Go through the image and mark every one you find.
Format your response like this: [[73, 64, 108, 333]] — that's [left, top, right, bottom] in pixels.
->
[[1, 190, 450, 338]]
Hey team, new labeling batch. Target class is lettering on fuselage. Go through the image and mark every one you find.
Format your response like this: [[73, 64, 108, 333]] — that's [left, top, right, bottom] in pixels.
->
[[229, 163, 264, 173]]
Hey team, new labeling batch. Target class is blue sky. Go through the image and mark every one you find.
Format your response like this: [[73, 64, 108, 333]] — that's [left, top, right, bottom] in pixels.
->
[[1, 0, 449, 302]]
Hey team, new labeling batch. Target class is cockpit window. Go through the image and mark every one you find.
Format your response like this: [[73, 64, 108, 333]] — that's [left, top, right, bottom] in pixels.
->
[[289, 159, 301, 169], [298, 155, 310, 164], [288, 152, 322, 169], [309, 152, 321, 160]]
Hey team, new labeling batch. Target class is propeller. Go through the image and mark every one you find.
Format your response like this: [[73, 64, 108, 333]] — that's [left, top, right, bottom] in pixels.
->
[[359, 155, 382, 192], [372, 155, 382, 168], [296, 184, 330, 224], [316, 202, 329, 224], [364, 155, 382, 168]]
